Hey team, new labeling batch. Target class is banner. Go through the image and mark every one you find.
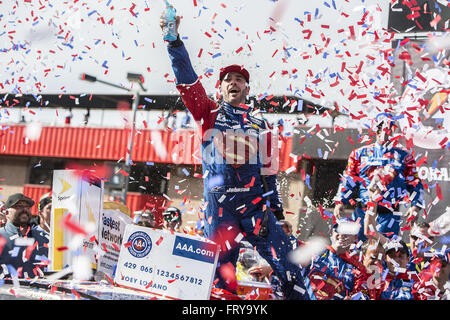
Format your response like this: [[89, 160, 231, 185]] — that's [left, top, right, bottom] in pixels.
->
[[114, 224, 219, 300], [49, 170, 104, 271], [97, 201, 133, 279]]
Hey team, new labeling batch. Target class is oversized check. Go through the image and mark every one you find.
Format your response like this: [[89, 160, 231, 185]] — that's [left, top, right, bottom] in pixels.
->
[[114, 224, 219, 300]]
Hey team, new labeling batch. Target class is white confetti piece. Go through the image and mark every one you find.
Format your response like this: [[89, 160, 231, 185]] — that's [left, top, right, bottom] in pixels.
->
[[336, 221, 360, 235], [289, 236, 328, 266], [24, 121, 42, 141], [72, 255, 93, 281], [150, 130, 168, 159]]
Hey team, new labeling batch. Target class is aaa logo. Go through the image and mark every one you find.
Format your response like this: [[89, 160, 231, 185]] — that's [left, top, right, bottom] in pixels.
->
[[127, 231, 152, 258]]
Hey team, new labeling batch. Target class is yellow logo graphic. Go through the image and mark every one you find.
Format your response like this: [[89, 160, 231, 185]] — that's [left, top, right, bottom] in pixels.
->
[[86, 201, 96, 224], [59, 178, 72, 195]]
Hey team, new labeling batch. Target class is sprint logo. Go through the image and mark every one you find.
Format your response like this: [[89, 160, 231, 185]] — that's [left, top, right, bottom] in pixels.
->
[[58, 178, 72, 195]]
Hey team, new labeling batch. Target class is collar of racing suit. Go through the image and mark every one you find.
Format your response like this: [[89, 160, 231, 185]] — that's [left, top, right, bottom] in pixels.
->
[[221, 101, 253, 115]]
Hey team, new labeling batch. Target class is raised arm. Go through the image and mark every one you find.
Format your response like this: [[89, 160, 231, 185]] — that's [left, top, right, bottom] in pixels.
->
[[160, 14, 218, 137]]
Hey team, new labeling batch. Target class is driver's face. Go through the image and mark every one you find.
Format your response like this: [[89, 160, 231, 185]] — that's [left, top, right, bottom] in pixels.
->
[[220, 72, 250, 107]]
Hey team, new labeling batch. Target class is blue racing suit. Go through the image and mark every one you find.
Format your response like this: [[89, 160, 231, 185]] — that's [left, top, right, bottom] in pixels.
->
[[166, 37, 308, 299], [379, 273, 415, 300], [302, 247, 368, 300], [335, 142, 424, 241]]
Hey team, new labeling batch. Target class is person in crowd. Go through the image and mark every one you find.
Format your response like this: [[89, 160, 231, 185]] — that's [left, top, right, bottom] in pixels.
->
[[363, 189, 417, 300], [333, 113, 424, 241], [162, 206, 182, 232], [32, 196, 52, 235], [378, 239, 416, 300], [407, 221, 436, 273], [0, 193, 48, 278], [160, 13, 308, 299], [134, 209, 161, 229], [352, 238, 386, 299], [413, 248, 450, 300], [29, 196, 51, 262], [301, 219, 368, 300]]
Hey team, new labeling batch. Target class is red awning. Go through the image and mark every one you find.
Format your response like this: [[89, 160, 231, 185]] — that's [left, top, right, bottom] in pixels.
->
[[1, 125, 296, 171]]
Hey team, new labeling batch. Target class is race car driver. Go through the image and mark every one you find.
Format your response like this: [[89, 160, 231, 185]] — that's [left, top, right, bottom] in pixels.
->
[[160, 15, 308, 299]]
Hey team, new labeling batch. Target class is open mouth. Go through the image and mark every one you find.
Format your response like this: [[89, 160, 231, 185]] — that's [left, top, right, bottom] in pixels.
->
[[229, 88, 240, 94]]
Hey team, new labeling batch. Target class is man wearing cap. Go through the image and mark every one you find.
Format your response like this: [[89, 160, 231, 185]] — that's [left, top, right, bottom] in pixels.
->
[[0, 193, 48, 278], [334, 113, 424, 241], [33, 196, 52, 235], [160, 15, 308, 299]]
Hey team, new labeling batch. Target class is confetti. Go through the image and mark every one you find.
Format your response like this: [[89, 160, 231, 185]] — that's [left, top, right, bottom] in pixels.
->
[[289, 236, 328, 266]]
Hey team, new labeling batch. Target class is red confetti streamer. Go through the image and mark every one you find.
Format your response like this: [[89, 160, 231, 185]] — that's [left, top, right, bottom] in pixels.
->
[[71, 289, 81, 299], [348, 25, 355, 40], [415, 71, 427, 82], [416, 156, 428, 167], [251, 197, 262, 205], [124, 241, 132, 248], [436, 183, 443, 200], [61, 214, 88, 236], [302, 29, 312, 39], [400, 38, 410, 46]]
